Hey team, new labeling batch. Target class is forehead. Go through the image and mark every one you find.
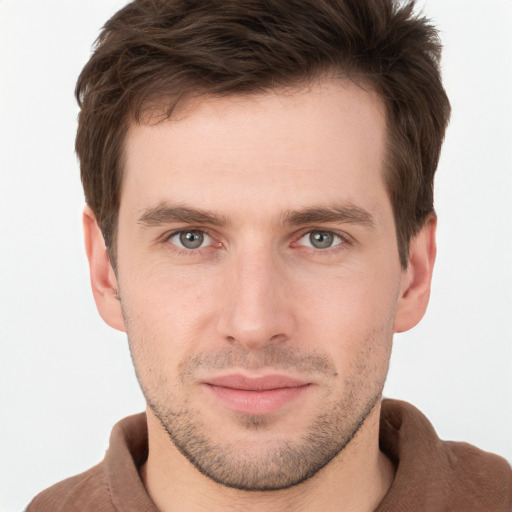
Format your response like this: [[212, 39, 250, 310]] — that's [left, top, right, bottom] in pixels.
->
[[121, 79, 388, 220]]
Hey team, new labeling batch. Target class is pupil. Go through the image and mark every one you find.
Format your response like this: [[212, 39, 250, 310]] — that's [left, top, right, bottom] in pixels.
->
[[180, 231, 204, 249], [310, 231, 333, 249]]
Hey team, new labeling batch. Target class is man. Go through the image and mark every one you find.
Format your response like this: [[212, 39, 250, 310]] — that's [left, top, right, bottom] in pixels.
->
[[27, 0, 511, 510]]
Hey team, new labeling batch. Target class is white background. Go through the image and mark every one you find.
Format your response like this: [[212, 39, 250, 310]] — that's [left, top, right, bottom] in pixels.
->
[[1, 1, 511, 510]]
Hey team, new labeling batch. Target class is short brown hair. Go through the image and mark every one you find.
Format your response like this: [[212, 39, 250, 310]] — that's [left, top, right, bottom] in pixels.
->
[[76, 0, 450, 268]]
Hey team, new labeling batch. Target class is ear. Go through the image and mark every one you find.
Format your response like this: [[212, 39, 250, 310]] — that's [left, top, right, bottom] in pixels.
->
[[394, 214, 437, 333], [83, 206, 126, 332]]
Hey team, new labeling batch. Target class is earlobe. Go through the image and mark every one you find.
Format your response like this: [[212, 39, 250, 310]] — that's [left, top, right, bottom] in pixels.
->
[[83, 206, 126, 332], [394, 214, 437, 333]]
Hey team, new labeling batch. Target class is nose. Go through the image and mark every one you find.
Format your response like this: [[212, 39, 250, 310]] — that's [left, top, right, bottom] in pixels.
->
[[218, 248, 296, 350]]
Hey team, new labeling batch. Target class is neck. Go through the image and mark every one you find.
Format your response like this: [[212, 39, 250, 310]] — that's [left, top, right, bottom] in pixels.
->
[[140, 401, 395, 512]]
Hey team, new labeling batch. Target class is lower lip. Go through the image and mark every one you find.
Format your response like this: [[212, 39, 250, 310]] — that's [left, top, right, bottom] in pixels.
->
[[205, 384, 310, 415]]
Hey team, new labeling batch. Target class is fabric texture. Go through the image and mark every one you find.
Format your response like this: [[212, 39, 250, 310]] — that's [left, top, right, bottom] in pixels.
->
[[26, 399, 512, 511]]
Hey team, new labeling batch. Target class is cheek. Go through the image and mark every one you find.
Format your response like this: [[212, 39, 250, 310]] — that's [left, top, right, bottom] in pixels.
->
[[294, 262, 399, 366], [118, 264, 222, 369], [299, 260, 401, 325], [121, 254, 211, 318]]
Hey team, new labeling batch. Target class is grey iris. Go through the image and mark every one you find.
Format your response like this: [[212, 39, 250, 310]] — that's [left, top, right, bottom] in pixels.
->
[[310, 231, 334, 249], [180, 231, 204, 249]]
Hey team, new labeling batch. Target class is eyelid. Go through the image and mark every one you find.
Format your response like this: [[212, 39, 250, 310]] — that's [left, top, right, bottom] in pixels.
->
[[168, 229, 212, 249], [291, 228, 353, 249], [158, 226, 352, 253], [159, 227, 222, 252], [159, 226, 212, 241]]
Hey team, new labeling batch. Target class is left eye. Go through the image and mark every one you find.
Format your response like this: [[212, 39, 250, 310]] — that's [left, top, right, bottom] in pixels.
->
[[298, 231, 344, 249], [168, 230, 212, 250]]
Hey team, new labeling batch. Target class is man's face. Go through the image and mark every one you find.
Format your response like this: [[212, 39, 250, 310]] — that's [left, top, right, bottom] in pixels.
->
[[114, 79, 406, 490]]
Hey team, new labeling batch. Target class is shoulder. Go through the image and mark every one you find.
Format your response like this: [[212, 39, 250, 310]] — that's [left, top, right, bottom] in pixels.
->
[[442, 439, 512, 501], [25, 413, 153, 512], [26, 462, 114, 512], [378, 399, 512, 511]]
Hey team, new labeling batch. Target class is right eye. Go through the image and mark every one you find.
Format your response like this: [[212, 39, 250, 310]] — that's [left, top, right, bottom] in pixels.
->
[[168, 230, 212, 250]]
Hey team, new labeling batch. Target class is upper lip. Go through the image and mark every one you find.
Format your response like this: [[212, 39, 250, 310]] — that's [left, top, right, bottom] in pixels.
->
[[204, 374, 310, 391]]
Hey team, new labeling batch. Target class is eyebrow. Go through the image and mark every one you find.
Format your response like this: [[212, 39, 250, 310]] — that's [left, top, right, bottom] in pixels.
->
[[137, 204, 229, 227], [282, 205, 375, 228], [137, 202, 374, 229]]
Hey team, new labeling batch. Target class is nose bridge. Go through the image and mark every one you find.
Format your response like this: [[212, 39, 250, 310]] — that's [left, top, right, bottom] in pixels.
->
[[219, 243, 293, 349]]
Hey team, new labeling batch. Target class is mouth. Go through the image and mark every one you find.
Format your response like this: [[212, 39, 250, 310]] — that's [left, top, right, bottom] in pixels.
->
[[202, 374, 312, 415]]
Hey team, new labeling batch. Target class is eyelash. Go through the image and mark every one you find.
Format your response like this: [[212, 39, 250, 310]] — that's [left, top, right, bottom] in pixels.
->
[[161, 228, 352, 255], [163, 228, 220, 255], [291, 229, 351, 254]]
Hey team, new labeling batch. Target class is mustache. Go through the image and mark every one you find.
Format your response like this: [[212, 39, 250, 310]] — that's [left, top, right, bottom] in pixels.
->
[[180, 345, 338, 379]]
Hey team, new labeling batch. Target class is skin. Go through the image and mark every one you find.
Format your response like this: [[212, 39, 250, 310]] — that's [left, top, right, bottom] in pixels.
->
[[84, 78, 436, 511]]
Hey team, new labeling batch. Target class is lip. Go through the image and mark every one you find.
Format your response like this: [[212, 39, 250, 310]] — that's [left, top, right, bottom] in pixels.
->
[[203, 374, 311, 415]]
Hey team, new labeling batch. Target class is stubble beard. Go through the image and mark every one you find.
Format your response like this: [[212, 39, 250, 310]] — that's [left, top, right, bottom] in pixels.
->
[[147, 388, 381, 491], [128, 340, 390, 492]]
